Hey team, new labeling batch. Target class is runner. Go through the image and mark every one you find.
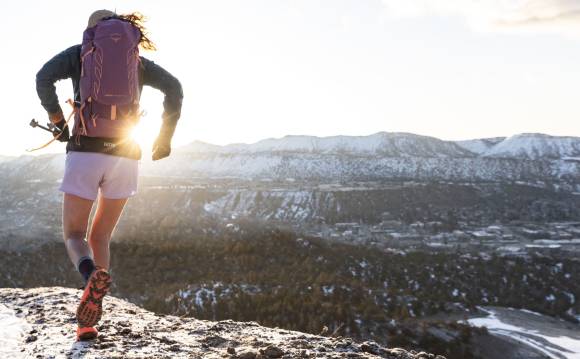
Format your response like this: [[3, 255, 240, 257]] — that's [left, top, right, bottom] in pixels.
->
[[35, 9, 183, 341]]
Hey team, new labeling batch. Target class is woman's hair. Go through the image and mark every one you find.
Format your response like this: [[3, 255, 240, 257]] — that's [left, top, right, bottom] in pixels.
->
[[105, 12, 156, 51]]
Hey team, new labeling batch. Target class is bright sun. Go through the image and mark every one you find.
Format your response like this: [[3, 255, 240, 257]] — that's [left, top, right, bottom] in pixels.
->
[[129, 119, 157, 150]]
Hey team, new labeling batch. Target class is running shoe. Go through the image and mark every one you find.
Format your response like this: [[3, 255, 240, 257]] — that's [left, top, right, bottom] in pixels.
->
[[76, 268, 112, 328]]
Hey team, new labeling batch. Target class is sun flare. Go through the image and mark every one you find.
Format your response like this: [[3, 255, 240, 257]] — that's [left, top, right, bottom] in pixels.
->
[[129, 119, 157, 150]]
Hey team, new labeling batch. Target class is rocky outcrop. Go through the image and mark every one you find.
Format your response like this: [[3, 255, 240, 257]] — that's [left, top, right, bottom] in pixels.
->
[[0, 287, 444, 359]]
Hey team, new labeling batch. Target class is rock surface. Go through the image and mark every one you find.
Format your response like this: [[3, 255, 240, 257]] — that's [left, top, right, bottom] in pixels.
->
[[0, 287, 445, 359]]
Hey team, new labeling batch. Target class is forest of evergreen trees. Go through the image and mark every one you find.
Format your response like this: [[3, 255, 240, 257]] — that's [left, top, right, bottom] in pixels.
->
[[1, 224, 578, 358]]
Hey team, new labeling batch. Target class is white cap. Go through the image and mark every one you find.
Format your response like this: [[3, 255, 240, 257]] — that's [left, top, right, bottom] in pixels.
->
[[87, 9, 115, 29]]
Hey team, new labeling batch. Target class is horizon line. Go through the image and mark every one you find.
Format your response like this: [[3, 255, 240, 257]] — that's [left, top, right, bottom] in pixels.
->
[[4, 131, 579, 158]]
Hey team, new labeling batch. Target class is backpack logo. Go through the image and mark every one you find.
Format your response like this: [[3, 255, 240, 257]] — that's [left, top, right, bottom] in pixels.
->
[[110, 33, 122, 43]]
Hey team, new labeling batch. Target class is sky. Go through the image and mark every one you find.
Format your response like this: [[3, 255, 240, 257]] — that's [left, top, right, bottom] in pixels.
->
[[1, 0, 580, 156]]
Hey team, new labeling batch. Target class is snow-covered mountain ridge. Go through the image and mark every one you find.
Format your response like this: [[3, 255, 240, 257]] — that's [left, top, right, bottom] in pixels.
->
[[178, 132, 580, 160], [0, 287, 442, 359], [180, 132, 474, 158], [482, 133, 580, 160], [2, 132, 579, 190], [163, 133, 580, 188]]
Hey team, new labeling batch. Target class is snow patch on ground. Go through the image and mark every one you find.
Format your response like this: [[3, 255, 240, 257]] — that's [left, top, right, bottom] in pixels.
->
[[468, 307, 580, 359]]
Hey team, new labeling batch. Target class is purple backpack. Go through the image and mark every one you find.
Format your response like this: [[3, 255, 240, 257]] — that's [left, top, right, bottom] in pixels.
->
[[75, 18, 141, 138]]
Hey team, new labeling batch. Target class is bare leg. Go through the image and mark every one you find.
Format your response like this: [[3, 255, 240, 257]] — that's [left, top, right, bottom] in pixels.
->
[[62, 193, 94, 269], [87, 194, 129, 270]]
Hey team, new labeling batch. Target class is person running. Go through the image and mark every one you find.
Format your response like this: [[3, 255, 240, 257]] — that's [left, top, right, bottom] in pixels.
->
[[35, 10, 183, 341]]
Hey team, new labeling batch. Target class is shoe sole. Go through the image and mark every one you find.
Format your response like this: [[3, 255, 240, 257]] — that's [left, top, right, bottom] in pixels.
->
[[76, 270, 112, 328], [77, 327, 98, 341]]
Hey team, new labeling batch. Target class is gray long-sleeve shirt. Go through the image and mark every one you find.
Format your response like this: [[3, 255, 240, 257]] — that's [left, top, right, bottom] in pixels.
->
[[36, 45, 183, 138]]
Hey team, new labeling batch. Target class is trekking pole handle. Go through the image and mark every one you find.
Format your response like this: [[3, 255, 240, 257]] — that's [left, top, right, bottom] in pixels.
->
[[30, 119, 61, 134]]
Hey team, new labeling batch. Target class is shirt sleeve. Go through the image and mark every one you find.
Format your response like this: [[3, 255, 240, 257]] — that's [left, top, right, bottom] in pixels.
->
[[36, 45, 79, 114], [141, 57, 184, 140]]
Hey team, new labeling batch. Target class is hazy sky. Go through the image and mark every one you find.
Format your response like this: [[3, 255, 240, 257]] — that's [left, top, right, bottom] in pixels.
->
[[1, 0, 579, 156]]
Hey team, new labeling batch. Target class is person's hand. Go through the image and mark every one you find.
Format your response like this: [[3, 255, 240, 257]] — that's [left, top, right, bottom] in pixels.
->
[[152, 119, 177, 161], [48, 111, 70, 142], [152, 135, 171, 161]]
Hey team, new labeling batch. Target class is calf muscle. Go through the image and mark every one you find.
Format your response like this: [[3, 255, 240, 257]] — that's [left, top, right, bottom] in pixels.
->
[[62, 193, 94, 269]]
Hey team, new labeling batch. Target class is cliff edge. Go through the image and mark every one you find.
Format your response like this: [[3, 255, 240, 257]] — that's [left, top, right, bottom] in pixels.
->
[[0, 287, 445, 359]]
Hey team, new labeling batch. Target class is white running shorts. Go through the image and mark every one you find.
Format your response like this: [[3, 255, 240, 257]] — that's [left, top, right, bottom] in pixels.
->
[[59, 152, 138, 201]]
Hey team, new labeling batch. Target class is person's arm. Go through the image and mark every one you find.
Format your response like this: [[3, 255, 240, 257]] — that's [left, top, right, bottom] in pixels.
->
[[141, 57, 184, 160], [35, 45, 79, 141]]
